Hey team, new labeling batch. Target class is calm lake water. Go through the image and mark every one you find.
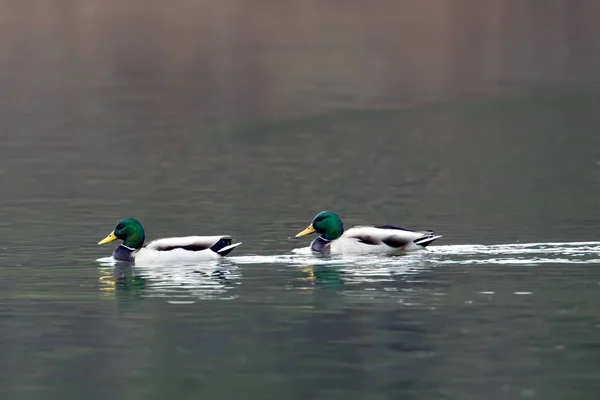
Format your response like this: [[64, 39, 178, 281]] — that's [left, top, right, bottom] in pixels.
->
[[1, 1, 600, 399]]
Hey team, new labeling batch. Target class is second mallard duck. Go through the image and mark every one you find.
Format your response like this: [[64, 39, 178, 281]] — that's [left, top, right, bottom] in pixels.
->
[[98, 218, 241, 263], [296, 211, 441, 254]]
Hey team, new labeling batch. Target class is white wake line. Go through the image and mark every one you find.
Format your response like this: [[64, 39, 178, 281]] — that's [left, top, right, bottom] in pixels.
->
[[433, 258, 600, 265], [230, 254, 352, 266], [428, 241, 600, 256], [96, 241, 600, 268], [447, 241, 600, 247], [229, 241, 600, 266], [430, 241, 600, 250]]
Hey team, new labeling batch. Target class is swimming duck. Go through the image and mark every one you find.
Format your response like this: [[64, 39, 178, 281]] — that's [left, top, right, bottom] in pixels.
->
[[295, 211, 441, 254], [98, 218, 241, 263]]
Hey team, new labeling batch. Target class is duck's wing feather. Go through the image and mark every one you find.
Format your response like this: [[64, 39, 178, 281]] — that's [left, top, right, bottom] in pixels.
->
[[145, 236, 233, 252], [375, 225, 416, 231], [343, 226, 440, 248]]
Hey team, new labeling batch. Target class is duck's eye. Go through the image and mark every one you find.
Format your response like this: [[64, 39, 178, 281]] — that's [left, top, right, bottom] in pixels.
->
[[116, 224, 124, 230]]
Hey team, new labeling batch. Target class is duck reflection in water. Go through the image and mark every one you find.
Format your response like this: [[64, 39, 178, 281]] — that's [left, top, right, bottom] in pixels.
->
[[98, 259, 241, 302], [98, 263, 147, 311], [299, 265, 344, 290]]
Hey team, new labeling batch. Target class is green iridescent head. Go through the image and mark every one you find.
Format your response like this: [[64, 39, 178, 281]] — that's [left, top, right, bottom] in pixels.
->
[[296, 211, 344, 241], [98, 218, 146, 249]]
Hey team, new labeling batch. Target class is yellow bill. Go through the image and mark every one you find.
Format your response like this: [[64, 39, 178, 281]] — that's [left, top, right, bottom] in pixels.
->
[[98, 231, 118, 245], [295, 224, 316, 238]]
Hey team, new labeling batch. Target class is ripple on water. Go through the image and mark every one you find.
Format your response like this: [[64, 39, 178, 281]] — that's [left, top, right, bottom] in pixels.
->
[[96, 241, 600, 303]]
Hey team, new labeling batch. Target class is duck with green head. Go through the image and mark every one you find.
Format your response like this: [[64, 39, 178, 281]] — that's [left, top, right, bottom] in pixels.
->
[[295, 211, 441, 254], [98, 218, 241, 263]]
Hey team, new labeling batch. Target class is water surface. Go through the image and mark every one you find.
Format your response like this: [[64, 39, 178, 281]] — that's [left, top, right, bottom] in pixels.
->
[[1, 1, 600, 399]]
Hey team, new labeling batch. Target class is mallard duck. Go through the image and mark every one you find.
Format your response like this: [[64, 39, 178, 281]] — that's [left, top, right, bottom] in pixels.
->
[[295, 211, 441, 254], [98, 218, 241, 263]]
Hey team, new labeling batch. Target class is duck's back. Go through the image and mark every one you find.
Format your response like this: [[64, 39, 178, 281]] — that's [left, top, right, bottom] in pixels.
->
[[135, 235, 240, 263], [328, 226, 439, 253], [145, 236, 230, 251]]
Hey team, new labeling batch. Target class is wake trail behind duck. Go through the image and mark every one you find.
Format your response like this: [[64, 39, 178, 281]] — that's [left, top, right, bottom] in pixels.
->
[[229, 241, 600, 266]]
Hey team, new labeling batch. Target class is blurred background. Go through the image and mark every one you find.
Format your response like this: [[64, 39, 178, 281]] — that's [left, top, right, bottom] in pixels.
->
[[0, 1, 600, 399]]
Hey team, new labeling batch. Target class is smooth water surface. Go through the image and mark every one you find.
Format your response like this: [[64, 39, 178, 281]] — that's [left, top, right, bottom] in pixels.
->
[[1, 1, 600, 399]]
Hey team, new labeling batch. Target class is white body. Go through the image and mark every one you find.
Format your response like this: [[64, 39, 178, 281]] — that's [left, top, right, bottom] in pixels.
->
[[327, 226, 441, 254], [132, 235, 241, 263]]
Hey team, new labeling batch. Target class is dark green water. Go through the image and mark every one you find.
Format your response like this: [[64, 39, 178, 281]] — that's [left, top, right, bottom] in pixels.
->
[[1, 1, 600, 399]]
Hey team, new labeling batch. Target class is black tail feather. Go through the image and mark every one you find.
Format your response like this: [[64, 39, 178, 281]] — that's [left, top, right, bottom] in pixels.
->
[[413, 235, 442, 248], [210, 238, 241, 256], [210, 238, 232, 253]]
